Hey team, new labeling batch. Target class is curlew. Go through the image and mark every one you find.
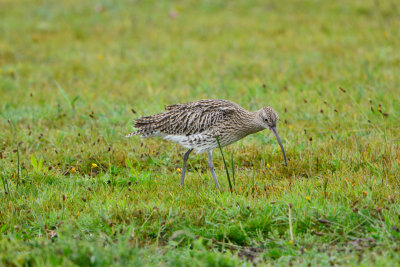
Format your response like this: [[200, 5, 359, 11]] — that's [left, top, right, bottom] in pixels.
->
[[126, 99, 287, 188]]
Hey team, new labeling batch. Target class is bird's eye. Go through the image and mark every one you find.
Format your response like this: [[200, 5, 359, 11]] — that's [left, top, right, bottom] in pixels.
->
[[264, 118, 268, 122]]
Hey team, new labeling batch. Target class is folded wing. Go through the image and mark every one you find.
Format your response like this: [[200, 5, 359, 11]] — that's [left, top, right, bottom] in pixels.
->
[[129, 99, 239, 137]]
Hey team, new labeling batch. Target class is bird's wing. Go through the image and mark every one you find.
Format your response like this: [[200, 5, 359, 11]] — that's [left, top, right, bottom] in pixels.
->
[[134, 99, 239, 136]]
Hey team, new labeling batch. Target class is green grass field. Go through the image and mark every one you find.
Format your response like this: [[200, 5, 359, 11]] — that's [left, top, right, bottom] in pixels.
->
[[1, 0, 400, 266]]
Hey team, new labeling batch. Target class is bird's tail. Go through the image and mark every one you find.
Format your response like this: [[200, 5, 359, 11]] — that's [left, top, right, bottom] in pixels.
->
[[126, 114, 165, 138], [125, 131, 139, 138]]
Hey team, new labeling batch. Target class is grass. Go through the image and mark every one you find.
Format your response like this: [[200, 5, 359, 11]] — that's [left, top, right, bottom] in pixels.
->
[[1, 0, 400, 265]]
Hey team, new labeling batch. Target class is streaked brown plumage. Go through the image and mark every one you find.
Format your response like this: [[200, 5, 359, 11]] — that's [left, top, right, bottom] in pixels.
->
[[127, 99, 287, 188]]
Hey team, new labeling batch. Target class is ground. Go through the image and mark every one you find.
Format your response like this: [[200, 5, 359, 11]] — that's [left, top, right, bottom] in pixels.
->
[[1, 0, 400, 266]]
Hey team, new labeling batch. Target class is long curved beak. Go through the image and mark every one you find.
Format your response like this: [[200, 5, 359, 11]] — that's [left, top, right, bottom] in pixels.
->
[[271, 127, 287, 166]]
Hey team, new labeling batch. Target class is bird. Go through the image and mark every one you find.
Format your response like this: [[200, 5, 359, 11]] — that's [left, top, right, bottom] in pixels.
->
[[126, 99, 287, 188]]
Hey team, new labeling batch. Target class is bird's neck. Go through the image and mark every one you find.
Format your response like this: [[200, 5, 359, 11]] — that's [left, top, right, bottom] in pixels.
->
[[236, 110, 265, 135]]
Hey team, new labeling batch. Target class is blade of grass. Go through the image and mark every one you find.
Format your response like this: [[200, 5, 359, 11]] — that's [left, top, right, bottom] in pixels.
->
[[215, 136, 233, 192], [231, 153, 235, 186], [17, 146, 20, 187], [55, 80, 72, 110], [1, 171, 9, 195], [288, 203, 294, 242]]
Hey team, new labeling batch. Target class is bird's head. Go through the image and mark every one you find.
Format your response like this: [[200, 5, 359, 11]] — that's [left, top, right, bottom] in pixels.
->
[[257, 106, 287, 166], [259, 106, 279, 130]]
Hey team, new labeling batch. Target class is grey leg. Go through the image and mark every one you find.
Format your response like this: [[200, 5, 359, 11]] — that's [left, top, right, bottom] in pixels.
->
[[180, 149, 193, 187], [207, 150, 220, 189]]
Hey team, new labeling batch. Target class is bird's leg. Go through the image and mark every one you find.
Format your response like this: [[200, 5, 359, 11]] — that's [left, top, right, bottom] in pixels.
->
[[207, 150, 220, 189], [180, 148, 193, 187]]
